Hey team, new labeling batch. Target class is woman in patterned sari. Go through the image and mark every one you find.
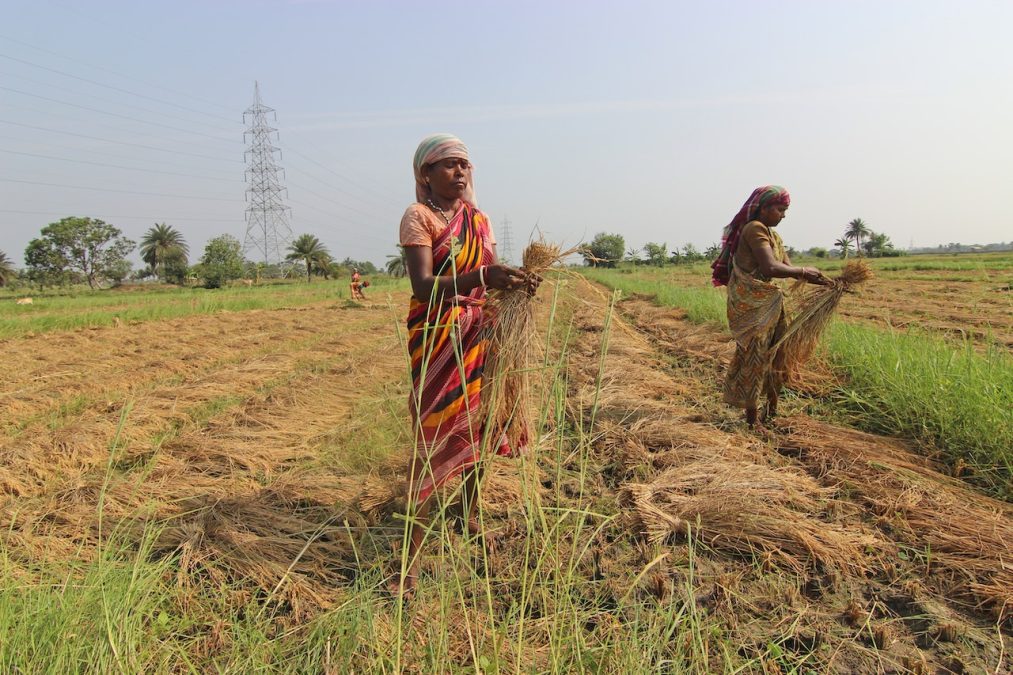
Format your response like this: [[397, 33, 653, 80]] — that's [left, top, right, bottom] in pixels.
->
[[711, 186, 830, 432], [391, 133, 539, 597]]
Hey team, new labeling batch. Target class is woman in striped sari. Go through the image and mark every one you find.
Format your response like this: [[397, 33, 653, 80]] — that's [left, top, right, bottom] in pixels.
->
[[391, 133, 539, 597], [711, 186, 830, 432]]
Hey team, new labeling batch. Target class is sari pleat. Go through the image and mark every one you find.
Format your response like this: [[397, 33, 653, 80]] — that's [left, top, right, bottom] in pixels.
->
[[406, 204, 511, 504], [723, 231, 790, 409]]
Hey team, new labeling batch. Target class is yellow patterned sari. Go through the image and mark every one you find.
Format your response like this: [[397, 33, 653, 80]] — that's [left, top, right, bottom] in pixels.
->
[[723, 230, 790, 410]]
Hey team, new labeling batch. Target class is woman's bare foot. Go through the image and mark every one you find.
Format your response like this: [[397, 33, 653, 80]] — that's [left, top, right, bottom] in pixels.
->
[[388, 567, 417, 601], [466, 518, 500, 555], [748, 421, 774, 439]]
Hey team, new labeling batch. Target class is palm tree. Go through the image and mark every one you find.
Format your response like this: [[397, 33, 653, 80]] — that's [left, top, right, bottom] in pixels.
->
[[312, 253, 336, 280], [385, 246, 407, 278], [0, 250, 16, 286], [844, 219, 870, 257], [865, 231, 892, 257], [140, 223, 188, 277], [286, 234, 330, 282], [834, 237, 852, 259]]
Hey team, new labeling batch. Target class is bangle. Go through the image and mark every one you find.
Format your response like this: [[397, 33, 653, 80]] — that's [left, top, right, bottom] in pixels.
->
[[478, 265, 487, 287]]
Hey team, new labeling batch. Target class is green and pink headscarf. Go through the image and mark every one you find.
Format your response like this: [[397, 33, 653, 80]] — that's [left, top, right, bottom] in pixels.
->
[[710, 185, 791, 286], [413, 133, 476, 206]]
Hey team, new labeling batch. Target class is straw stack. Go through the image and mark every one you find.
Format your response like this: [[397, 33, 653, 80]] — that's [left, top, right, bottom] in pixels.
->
[[484, 240, 573, 451]]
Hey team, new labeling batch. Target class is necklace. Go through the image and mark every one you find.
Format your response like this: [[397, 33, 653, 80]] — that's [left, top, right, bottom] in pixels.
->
[[426, 198, 453, 225]]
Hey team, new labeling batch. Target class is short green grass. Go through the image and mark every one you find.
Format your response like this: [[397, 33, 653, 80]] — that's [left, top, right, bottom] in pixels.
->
[[0, 277, 410, 339]]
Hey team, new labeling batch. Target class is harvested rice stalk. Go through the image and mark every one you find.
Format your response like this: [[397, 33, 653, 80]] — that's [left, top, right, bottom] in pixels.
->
[[776, 259, 873, 380], [619, 460, 881, 576], [484, 239, 577, 451]]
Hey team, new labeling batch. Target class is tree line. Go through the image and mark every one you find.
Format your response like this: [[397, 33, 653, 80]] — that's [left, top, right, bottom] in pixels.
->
[[0, 216, 379, 290], [581, 218, 902, 268]]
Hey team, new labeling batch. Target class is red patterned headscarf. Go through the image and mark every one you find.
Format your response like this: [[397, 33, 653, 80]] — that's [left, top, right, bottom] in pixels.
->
[[710, 185, 790, 286]]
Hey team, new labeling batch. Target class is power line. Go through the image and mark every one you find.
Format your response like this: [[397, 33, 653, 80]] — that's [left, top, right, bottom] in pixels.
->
[[0, 69, 240, 134], [0, 149, 243, 182], [284, 143, 394, 204], [0, 119, 243, 163], [285, 197, 394, 247], [0, 100, 234, 156], [0, 32, 239, 115], [0, 35, 401, 208], [284, 162, 393, 213], [0, 52, 241, 125], [2, 53, 395, 213], [286, 176, 386, 222], [0, 112, 389, 246], [0, 177, 239, 202], [0, 104, 244, 171], [0, 133, 240, 177], [3, 99, 393, 215], [0, 208, 243, 224], [0, 40, 400, 249], [0, 85, 241, 145]]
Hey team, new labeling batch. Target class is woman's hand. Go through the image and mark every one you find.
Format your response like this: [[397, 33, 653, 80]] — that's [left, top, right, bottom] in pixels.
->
[[485, 264, 542, 295], [799, 267, 832, 285]]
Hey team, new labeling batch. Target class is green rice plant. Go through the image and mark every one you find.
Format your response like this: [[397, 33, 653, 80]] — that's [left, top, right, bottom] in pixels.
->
[[0, 532, 184, 672], [825, 323, 1013, 497]]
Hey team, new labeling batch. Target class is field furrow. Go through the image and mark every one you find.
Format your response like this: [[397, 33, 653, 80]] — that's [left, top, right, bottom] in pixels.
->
[[565, 280, 1010, 672]]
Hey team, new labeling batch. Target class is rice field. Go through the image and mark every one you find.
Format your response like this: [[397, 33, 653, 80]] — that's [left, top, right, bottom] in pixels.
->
[[596, 252, 1013, 348], [0, 276, 407, 339], [582, 253, 1013, 498], [0, 267, 1009, 672]]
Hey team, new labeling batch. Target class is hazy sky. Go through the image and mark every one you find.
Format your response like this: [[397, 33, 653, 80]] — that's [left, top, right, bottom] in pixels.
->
[[2, 0, 1011, 269]]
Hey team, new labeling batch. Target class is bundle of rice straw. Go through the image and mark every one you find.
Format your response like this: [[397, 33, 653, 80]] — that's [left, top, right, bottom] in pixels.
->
[[775, 259, 873, 379], [484, 239, 577, 451]]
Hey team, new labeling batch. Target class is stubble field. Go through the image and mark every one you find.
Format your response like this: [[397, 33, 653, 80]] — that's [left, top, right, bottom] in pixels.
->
[[0, 262, 1009, 673]]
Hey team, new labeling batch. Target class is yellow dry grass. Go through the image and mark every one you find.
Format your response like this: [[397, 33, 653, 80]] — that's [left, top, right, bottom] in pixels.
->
[[783, 415, 1013, 622], [0, 269, 1008, 672], [483, 240, 579, 452], [0, 302, 403, 618]]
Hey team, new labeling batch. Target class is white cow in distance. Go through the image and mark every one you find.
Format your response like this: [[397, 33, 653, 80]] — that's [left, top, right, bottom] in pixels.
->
[[15, 297, 32, 305]]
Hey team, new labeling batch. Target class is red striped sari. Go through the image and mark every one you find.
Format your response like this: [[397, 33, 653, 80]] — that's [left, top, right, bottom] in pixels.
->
[[406, 203, 511, 504]]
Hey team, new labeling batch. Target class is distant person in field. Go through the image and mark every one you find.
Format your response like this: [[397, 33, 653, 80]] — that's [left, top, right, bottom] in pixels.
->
[[711, 185, 831, 432], [390, 133, 539, 598], [350, 267, 367, 300]]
